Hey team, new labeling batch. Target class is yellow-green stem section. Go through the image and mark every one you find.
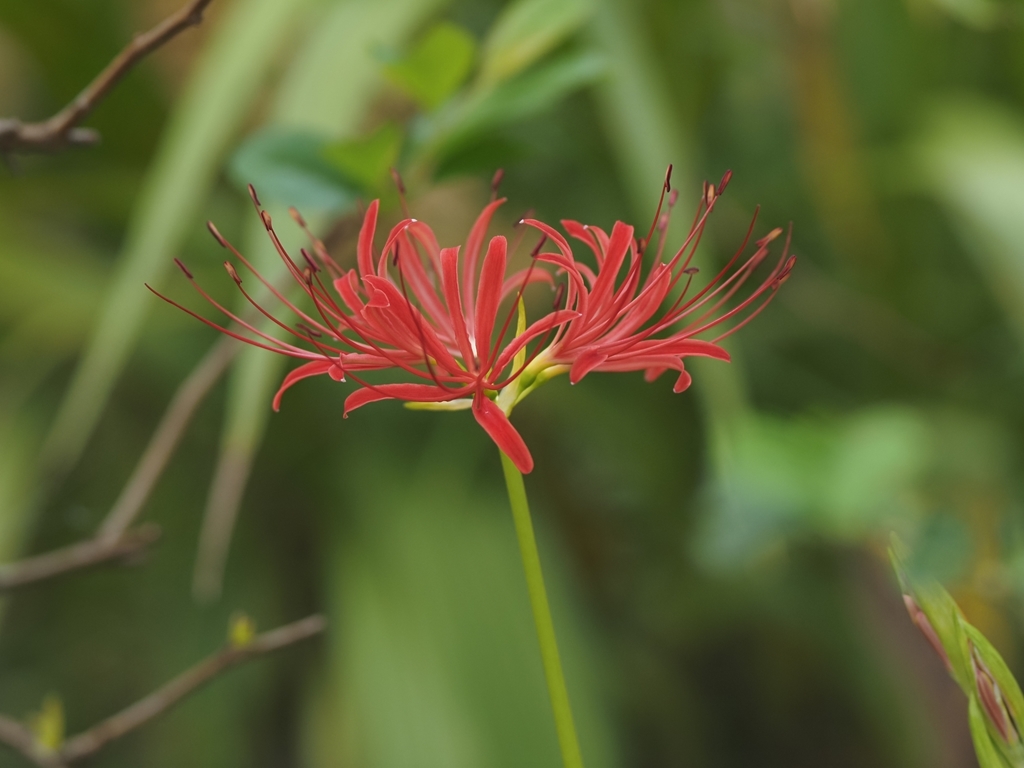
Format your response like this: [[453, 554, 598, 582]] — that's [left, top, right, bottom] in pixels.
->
[[499, 451, 584, 768]]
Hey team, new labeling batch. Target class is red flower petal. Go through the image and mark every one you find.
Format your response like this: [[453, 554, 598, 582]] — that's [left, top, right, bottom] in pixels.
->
[[474, 235, 507, 360], [569, 349, 608, 384], [463, 198, 505, 321], [588, 220, 633, 315], [440, 246, 476, 369], [673, 367, 692, 393], [491, 309, 580, 375], [357, 200, 379, 278], [343, 382, 470, 417], [472, 393, 534, 473], [273, 360, 343, 411]]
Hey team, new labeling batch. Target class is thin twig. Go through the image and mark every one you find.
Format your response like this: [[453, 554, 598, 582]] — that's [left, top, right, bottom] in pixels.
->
[[60, 614, 326, 762], [0, 615, 326, 766], [0, 0, 215, 156], [99, 336, 239, 542], [0, 714, 60, 768], [0, 336, 238, 592], [0, 525, 161, 593]]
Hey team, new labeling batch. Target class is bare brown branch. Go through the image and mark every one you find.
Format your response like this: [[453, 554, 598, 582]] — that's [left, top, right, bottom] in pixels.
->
[[99, 336, 239, 542], [0, 335, 238, 593], [0, 715, 61, 768], [59, 614, 326, 763], [0, 525, 161, 593], [0, 0, 215, 156], [0, 615, 325, 766]]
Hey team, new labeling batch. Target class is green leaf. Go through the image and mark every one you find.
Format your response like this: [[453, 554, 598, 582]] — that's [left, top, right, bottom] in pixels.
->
[[384, 22, 476, 110], [479, 0, 591, 86], [323, 123, 404, 192], [432, 49, 604, 165], [229, 128, 358, 212], [927, 0, 1000, 29], [969, 696, 1013, 768]]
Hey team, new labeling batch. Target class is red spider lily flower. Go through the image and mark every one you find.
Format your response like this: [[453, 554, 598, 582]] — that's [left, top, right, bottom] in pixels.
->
[[513, 169, 795, 401], [150, 169, 793, 474]]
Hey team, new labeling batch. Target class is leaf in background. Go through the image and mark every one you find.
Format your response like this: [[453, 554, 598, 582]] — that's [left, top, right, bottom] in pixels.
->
[[228, 128, 358, 212], [431, 49, 604, 168], [323, 122, 404, 192], [384, 22, 476, 110], [925, 0, 1000, 29], [912, 97, 1024, 344], [693, 407, 932, 569], [479, 0, 592, 86]]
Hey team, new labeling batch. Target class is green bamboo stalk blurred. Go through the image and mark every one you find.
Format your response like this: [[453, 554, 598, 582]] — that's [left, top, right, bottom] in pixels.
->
[[40, 0, 316, 481]]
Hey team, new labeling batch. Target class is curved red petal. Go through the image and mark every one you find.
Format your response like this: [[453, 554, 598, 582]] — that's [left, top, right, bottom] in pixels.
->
[[343, 382, 465, 417], [569, 349, 608, 384], [474, 235, 507, 359], [672, 367, 692, 393], [357, 200, 380, 278], [472, 393, 534, 473], [273, 360, 342, 411], [463, 198, 505, 321]]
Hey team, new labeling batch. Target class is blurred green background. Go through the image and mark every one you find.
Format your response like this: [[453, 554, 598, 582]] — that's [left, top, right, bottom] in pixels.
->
[[3, 0, 1024, 765]]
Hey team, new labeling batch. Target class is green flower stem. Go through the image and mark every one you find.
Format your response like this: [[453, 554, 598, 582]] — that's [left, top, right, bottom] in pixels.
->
[[499, 451, 584, 768]]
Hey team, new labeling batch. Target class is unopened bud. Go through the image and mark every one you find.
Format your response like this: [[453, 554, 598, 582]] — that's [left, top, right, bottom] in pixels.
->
[[228, 612, 256, 649]]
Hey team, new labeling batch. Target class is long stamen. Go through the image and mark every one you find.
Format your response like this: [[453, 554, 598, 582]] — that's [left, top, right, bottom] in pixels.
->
[[391, 168, 411, 218], [640, 164, 672, 256]]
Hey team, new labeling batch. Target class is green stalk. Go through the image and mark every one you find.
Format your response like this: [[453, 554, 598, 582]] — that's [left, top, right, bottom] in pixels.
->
[[499, 451, 584, 768]]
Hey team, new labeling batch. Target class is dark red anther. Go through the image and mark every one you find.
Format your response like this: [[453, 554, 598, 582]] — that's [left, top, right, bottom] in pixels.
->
[[289, 206, 306, 228], [296, 322, 322, 338], [719, 169, 733, 193], [390, 168, 406, 195], [300, 248, 320, 273], [637, 237, 648, 255], [683, 266, 699, 275], [174, 258, 193, 279], [757, 227, 783, 247], [261, 210, 273, 230], [664, 163, 673, 192], [224, 261, 241, 284], [207, 221, 228, 248], [491, 168, 505, 196], [247, 184, 261, 207]]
